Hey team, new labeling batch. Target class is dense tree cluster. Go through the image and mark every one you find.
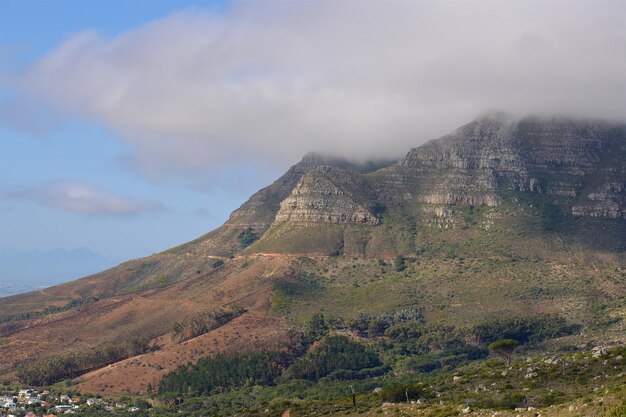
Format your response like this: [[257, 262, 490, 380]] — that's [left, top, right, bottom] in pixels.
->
[[384, 323, 488, 373], [380, 315, 579, 374], [158, 334, 383, 395], [158, 351, 292, 395], [17, 337, 150, 386], [158, 311, 582, 397], [349, 308, 423, 338], [237, 228, 258, 248], [288, 335, 382, 381], [472, 315, 580, 345], [172, 307, 245, 342], [0, 296, 99, 323]]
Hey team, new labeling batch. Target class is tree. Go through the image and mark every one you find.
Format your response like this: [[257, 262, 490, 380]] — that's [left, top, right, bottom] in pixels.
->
[[395, 255, 406, 272], [350, 385, 356, 407], [237, 228, 258, 248], [488, 339, 518, 366], [306, 313, 328, 342]]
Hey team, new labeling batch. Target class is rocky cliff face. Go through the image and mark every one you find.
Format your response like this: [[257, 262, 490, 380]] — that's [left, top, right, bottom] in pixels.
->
[[571, 182, 625, 219], [227, 153, 392, 229], [226, 153, 328, 230], [275, 166, 380, 225], [390, 115, 626, 219], [171, 154, 392, 257], [239, 115, 625, 237]]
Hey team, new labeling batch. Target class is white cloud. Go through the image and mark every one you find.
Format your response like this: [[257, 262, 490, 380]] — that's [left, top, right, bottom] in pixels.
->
[[7, 1, 626, 175], [6, 181, 163, 215]]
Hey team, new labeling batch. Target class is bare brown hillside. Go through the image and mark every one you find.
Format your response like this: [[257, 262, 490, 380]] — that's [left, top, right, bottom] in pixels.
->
[[0, 255, 294, 380], [74, 312, 289, 394]]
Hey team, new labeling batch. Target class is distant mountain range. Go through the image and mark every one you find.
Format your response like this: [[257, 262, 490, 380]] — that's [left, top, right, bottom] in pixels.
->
[[0, 247, 118, 296], [0, 114, 624, 395]]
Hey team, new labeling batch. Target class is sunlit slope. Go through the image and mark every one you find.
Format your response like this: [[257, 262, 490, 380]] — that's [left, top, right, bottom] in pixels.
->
[[0, 115, 624, 387]]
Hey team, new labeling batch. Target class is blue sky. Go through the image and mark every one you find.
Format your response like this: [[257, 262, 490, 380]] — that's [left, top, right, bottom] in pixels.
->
[[0, 0, 282, 267], [0, 0, 624, 286]]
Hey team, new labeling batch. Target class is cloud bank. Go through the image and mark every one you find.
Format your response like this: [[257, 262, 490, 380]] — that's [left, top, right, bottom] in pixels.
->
[[7, 1, 626, 175], [5, 181, 163, 215]]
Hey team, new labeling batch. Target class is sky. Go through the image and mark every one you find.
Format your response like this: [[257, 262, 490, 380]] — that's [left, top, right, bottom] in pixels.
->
[[0, 0, 625, 287]]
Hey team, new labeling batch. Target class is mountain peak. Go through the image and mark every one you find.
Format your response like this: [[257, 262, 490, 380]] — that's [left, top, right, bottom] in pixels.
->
[[274, 166, 380, 226]]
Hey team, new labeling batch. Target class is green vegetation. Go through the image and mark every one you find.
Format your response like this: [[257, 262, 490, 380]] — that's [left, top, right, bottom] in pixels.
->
[[0, 296, 99, 323], [171, 307, 245, 342], [150, 344, 626, 417], [472, 315, 581, 344], [304, 313, 329, 342], [348, 308, 423, 337], [394, 255, 406, 272], [158, 351, 293, 396], [16, 337, 151, 386], [237, 228, 258, 248], [270, 276, 321, 315], [129, 275, 170, 293], [152, 309, 593, 416], [287, 335, 383, 381], [487, 339, 518, 365]]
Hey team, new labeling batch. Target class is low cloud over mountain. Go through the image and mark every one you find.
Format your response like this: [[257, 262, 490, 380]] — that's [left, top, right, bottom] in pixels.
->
[[4, 1, 624, 178], [4, 180, 163, 216]]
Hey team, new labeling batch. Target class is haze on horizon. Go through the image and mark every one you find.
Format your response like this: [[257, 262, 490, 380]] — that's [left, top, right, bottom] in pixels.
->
[[0, 0, 625, 291]]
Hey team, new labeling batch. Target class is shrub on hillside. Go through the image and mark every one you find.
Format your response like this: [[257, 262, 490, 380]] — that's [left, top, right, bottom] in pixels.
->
[[237, 228, 258, 248], [395, 256, 407, 272], [380, 383, 425, 403]]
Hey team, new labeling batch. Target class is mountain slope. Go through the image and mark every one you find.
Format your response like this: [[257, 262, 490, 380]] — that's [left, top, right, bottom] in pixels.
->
[[1, 115, 624, 391]]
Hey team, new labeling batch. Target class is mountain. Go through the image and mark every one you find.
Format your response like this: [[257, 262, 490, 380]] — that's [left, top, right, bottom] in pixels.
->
[[0, 248, 118, 296], [0, 115, 624, 395]]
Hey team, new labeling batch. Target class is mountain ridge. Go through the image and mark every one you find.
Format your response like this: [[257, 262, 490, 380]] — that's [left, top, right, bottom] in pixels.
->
[[1, 114, 624, 393]]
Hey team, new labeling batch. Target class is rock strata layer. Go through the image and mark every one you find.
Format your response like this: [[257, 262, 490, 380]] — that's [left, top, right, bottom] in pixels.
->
[[275, 166, 380, 225]]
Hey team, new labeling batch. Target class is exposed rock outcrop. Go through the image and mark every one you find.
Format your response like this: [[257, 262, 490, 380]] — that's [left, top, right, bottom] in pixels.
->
[[266, 115, 624, 238], [572, 182, 625, 219], [227, 153, 328, 230], [275, 166, 380, 225], [389, 115, 626, 218], [175, 153, 392, 256], [227, 153, 393, 229]]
